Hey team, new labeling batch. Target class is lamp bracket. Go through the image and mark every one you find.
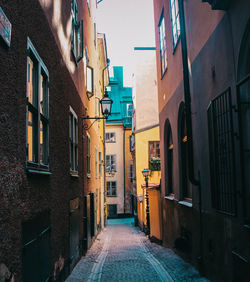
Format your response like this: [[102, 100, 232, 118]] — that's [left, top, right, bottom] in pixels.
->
[[82, 116, 107, 130]]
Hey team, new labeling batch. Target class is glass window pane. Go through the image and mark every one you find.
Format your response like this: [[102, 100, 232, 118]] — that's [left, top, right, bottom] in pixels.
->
[[40, 121, 43, 164], [40, 74, 48, 117], [87, 67, 93, 93], [28, 111, 33, 162], [28, 58, 37, 106]]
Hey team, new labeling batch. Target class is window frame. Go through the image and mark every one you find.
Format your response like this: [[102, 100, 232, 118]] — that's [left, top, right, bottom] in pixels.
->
[[158, 10, 168, 77], [148, 141, 161, 171], [99, 151, 102, 177], [169, 0, 181, 52], [106, 132, 116, 143], [71, 0, 83, 64], [106, 155, 117, 172], [107, 181, 117, 197], [69, 106, 78, 175], [87, 134, 91, 175], [86, 65, 94, 99], [26, 37, 50, 173], [126, 103, 133, 117], [95, 147, 98, 178]]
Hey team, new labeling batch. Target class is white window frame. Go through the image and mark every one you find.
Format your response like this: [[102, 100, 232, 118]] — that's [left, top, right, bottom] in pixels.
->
[[106, 155, 116, 172], [107, 181, 117, 197], [158, 11, 168, 76], [170, 0, 181, 50], [106, 132, 116, 143], [69, 106, 78, 174]]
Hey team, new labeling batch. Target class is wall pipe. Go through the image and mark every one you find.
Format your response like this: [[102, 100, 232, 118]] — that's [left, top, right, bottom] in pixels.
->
[[178, 0, 199, 186]]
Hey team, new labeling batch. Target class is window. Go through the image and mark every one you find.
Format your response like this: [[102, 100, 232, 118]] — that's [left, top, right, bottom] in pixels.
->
[[69, 107, 78, 173], [106, 132, 116, 143], [130, 164, 133, 183], [165, 122, 173, 195], [130, 134, 135, 152], [106, 155, 116, 172], [179, 106, 192, 200], [26, 38, 49, 170], [170, 0, 180, 49], [208, 88, 236, 215], [149, 141, 161, 171], [71, 0, 83, 63], [95, 147, 98, 178], [107, 181, 117, 196], [126, 103, 133, 117], [94, 22, 97, 47], [99, 152, 102, 177], [87, 135, 91, 174], [158, 12, 167, 76], [86, 66, 94, 99]]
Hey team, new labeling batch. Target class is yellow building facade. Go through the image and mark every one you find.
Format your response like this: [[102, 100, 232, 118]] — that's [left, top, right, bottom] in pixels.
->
[[135, 126, 162, 241]]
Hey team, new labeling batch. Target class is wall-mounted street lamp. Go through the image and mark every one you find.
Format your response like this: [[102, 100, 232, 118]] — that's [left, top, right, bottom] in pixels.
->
[[142, 168, 151, 236], [82, 90, 113, 130]]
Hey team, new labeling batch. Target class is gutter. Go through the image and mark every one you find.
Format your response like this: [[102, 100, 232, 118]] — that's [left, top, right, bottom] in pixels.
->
[[178, 0, 199, 186]]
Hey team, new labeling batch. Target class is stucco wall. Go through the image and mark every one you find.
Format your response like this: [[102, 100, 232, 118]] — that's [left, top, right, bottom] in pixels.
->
[[106, 124, 124, 214]]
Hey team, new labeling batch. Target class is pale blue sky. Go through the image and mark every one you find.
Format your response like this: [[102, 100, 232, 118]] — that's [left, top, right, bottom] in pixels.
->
[[97, 0, 156, 86]]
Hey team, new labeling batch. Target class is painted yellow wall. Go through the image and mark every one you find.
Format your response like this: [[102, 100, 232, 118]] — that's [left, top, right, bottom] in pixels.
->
[[135, 126, 161, 227], [148, 189, 161, 240], [124, 128, 133, 214]]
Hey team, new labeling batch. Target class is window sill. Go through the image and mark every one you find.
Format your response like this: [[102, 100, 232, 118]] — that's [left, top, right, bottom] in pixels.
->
[[164, 195, 175, 201], [27, 168, 52, 176], [70, 172, 79, 178], [107, 195, 117, 197], [178, 201, 193, 208]]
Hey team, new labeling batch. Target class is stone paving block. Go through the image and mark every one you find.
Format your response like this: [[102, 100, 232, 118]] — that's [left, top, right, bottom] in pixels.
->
[[66, 219, 209, 282]]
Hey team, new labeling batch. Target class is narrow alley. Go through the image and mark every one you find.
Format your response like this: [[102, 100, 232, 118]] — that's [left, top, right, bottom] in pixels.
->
[[67, 218, 207, 282]]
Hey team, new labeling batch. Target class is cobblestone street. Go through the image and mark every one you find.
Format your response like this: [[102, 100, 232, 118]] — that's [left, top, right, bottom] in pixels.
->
[[66, 218, 208, 282]]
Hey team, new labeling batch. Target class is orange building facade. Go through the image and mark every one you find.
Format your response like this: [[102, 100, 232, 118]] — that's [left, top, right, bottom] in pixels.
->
[[153, 0, 250, 280]]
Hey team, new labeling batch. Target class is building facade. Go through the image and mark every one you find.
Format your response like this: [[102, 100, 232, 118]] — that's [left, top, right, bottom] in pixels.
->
[[0, 0, 108, 280], [132, 47, 161, 241], [153, 0, 250, 280], [105, 66, 133, 217]]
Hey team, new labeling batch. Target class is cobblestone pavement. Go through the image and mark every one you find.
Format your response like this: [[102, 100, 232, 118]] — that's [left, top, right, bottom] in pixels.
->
[[66, 218, 209, 282]]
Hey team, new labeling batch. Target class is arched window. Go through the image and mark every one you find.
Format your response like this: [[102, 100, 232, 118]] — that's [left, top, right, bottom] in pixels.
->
[[237, 19, 250, 222], [165, 121, 174, 195], [179, 103, 192, 200]]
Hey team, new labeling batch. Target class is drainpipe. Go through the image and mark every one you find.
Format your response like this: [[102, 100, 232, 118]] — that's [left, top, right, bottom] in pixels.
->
[[178, 0, 203, 271], [178, 0, 199, 187]]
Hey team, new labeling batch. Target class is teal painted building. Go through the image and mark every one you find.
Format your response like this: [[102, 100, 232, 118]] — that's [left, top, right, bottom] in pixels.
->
[[106, 66, 132, 127]]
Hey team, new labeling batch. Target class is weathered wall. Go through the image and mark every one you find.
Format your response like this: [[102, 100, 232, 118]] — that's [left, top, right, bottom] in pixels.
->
[[0, 0, 87, 280], [153, 0, 250, 280]]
